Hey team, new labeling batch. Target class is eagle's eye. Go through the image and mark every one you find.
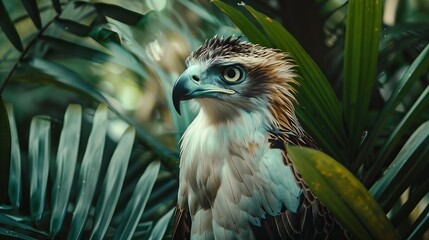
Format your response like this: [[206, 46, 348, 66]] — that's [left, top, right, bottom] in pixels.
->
[[222, 66, 244, 83]]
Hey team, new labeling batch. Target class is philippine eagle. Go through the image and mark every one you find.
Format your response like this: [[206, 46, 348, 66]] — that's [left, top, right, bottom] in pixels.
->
[[171, 36, 348, 240]]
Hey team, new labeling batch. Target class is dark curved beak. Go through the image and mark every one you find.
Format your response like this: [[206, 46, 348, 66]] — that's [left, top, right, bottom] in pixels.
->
[[172, 66, 235, 115]]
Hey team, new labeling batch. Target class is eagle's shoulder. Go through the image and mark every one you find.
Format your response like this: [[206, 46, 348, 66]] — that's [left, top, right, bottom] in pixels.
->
[[259, 130, 350, 240]]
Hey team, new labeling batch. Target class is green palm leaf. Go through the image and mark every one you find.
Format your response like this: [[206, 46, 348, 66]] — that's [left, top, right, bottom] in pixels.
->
[[5, 104, 21, 209], [0, 97, 11, 204], [0, 104, 167, 239], [50, 105, 82, 236], [287, 145, 399, 240], [68, 104, 108, 239], [90, 126, 136, 239], [114, 160, 161, 240], [343, 0, 382, 156], [28, 116, 51, 222]]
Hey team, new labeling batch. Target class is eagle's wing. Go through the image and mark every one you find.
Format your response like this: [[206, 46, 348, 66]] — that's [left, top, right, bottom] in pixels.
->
[[258, 132, 349, 240], [172, 205, 191, 240]]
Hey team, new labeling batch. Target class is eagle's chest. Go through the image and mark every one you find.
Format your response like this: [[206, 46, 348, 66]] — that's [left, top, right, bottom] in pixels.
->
[[180, 112, 269, 207]]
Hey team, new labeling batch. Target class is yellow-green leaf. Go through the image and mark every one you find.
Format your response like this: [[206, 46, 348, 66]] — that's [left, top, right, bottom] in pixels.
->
[[287, 145, 399, 240]]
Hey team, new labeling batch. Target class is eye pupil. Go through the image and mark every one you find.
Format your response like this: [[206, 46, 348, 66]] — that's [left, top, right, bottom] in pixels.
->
[[227, 68, 236, 78], [223, 66, 243, 83]]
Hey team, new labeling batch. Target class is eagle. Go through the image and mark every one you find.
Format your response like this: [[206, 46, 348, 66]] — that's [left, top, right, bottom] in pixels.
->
[[171, 36, 348, 240]]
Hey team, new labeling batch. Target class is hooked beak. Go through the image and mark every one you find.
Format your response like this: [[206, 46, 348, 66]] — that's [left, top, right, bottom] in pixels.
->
[[172, 66, 235, 115]]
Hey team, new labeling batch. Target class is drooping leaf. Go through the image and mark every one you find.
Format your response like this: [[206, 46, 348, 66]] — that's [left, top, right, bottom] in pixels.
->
[[40, 36, 111, 63], [0, 97, 11, 204], [114, 160, 160, 240], [68, 104, 108, 240], [20, 0, 42, 29], [370, 121, 429, 211], [50, 105, 82, 236], [286, 145, 399, 240], [362, 44, 429, 185], [148, 208, 175, 240], [89, 126, 136, 240], [28, 116, 51, 222], [5, 104, 22, 209], [27, 57, 110, 104], [343, 0, 382, 158], [0, 1, 24, 51]]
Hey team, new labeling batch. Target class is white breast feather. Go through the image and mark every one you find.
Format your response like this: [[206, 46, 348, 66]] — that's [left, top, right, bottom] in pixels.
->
[[178, 106, 302, 240]]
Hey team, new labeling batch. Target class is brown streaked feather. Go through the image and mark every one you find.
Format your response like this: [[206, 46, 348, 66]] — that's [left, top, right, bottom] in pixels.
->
[[172, 205, 191, 240], [260, 129, 349, 240]]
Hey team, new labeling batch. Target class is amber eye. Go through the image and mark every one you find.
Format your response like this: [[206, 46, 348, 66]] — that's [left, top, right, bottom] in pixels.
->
[[222, 66, 243, 83]]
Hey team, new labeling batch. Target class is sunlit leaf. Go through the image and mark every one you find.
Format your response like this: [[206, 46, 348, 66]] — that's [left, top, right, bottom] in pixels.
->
[[28, 116, 51, 222], [390, 178, 429, 228], [0, 97, 11, 204], [21, 0, 42, 29], [407, 204, 429, 240], [68, 104, 108, 240], [50, 105, 82, 236], [287, 145, 399, 240], [179, 0, 217, 23], [148, 208, 174, 240], [5, 104, 21, 209], [114, 160, 160, 240], [89, 126, 136, 240], [0, 1, 24, 51]]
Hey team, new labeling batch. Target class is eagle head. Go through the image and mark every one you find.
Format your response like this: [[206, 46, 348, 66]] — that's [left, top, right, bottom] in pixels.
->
[[172, 36, 298, 124]]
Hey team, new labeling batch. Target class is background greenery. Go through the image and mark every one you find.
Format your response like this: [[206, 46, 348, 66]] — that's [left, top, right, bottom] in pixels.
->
[[0, 0, 428, 239]]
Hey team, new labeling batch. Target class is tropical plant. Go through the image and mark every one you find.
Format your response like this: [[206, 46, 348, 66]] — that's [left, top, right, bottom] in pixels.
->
[[0, 102, 173, 239]]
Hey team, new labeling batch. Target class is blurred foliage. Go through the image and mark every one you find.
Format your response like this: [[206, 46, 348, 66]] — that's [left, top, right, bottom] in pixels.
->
[[0, 0, 428, 239]]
